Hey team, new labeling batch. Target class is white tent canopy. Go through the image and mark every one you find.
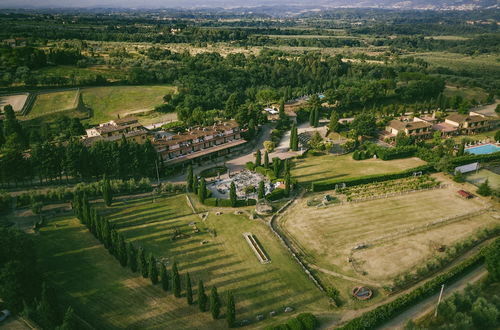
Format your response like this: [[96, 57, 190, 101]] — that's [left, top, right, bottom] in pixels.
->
[[454, 162, 480, 174]]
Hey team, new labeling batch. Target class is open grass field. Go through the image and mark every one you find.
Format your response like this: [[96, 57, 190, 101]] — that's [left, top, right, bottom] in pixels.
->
[[27, 90, 79, 119], [279, 183, 498, 284], [81, 85, 177, 124], [444, 85, 488, 102], [36, 193, 328, 329], [291, 154, 426, 186]]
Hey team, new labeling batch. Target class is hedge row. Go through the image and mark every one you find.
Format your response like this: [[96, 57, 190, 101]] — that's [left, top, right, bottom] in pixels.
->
[[266, 188, 287, 201], [339, 251, 486, 330], [311, 165, 434, 192], [450, 152, 500, 168], [203, 197, 257, 207], [376, 146, 419, 160], [264, 313, 319, 330]]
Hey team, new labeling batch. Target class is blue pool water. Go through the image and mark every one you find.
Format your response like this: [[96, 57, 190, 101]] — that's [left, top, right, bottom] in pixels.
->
[[466, 144, 500, 155]]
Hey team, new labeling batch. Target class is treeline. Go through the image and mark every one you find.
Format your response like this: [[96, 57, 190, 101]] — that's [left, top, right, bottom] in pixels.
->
[[0, 135, 161, 187], [0, 227, 79, 329], [72, 193, 238, 328]]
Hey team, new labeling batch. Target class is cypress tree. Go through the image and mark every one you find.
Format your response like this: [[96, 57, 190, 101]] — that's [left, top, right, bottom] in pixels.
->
[[284, 159, 290, 176], [309, 108, 315, 127], [258, 181, 265, 200], [279, 98, 285, 118], [186, 165, 194, 192], [138, 247, 148, 278], [102, 176, 113, 207], [229, 182, 237, 207], [148, 253, 158, 285], [226, 291, 236, 328], [210, 286, 220, 320], [127, 242, 137, 272], [160, 264, 169, 291], [172, 261, 181, 298], [329, 110, 340, 133], [118, 234, 127, 267], [314, 107, 320, 127], [186, 272, 193, 305], [192, 176, 199, 194], [290, 122, 298, 151], [102, 219, 111, 249], [255, 149, 261, 167], [198, 280, 207, 312], [264, 151, 269, 169], [285, 174, 291, 196], [273, 157, 281, 178], [198, 178, 206, 203]]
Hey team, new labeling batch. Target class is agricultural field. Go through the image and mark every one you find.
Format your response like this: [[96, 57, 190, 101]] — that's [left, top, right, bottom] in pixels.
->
[[291, 153, 426, 186], [34, 65, 127, 83], [80, 85, 177, 124], [278, 179, 499, 299], [36, 193, 328, 329], [26, 89, 79, 119]]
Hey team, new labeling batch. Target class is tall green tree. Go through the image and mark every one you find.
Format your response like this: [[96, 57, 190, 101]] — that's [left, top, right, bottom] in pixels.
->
[[226, 291, 236, 328], [229, 182, 237, 207], [255, 149, 262, 167], [148, 253, 158, 285], [186, 272, 193, 305], [172, 261, 181, 298], [264, 151, 269, 169], [210, 286, 220, 320], [485, 237, 500, 281], [160, 265, 169, 291], [272, 157, 281, 178], [198, 280, 207, 312], [258, 181, 265, 199], [290, 122, 298, 151], [279, 98, 285, 119], [137, 247, 148, 278], [127, 242, 137, 272], [198, 177, 206, 203], [102, 176, 113, 207], [118, 234, 127, 267], [186, 165, 194, 192], [284, 174, 291, 196], [328, 111, 340, 133], [224, 93, 238, 118], [191, 175, 199, 195]]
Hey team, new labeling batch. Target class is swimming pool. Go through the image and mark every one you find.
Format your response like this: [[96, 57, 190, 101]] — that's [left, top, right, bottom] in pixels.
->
[[466, 144, 500, 155]]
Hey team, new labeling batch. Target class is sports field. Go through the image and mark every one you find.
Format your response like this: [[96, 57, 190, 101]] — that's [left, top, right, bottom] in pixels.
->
[[291, 154, 426, 186], [27, 90, 79, 119], [37, 194, 327, 329], [280, 184, 497, 283], [81, 85, 176, 124]]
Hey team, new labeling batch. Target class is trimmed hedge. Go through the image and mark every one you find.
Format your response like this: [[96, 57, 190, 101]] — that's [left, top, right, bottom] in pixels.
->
[[376, 146, 418, 160], [264, 313, 319, 330], [339, 252, 486, 330], [450, 152, 500, 167], [311, 164, 434, 192], [202, 198, 256, 207], [266, 188, 287, 201]]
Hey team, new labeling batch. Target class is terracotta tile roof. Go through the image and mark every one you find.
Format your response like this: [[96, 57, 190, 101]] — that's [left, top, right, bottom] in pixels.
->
[[388, 119, 431, 130], [446, 114, 487, 124]]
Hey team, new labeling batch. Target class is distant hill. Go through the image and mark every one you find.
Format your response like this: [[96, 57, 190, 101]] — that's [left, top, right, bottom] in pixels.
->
[[0, 0, 498, 10]]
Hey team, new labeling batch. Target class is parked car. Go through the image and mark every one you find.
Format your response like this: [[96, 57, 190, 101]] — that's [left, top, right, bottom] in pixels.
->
[[0, 310, 11, 322]]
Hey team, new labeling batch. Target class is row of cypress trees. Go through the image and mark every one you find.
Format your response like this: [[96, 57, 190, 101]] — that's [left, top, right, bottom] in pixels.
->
[[71, 193, 236, 327]]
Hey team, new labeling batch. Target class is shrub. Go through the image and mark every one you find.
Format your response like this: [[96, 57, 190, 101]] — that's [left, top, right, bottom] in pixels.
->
[[297, 313, 319, 330], [204, 198, 217, 207], [245, 162, 255, 171], [266, 188, 286, 201], [286, 318, 305, 330]]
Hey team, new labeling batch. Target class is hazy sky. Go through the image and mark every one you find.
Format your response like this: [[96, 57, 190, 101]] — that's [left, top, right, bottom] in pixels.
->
[[0, 0, 312, 9]]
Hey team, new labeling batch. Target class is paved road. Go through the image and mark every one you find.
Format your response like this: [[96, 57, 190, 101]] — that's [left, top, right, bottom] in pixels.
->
[[376, 265, 487, 330]]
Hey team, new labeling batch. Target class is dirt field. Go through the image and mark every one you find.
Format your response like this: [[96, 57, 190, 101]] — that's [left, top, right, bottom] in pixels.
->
[[0, 93, 29, 111], [280, 185, 497, 284]]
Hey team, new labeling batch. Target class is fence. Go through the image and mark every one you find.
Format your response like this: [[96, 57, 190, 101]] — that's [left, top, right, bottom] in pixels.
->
[[269, 198, 326, 292]]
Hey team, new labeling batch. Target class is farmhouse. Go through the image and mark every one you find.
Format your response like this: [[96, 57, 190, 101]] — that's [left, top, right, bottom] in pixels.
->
[[385, 119, 433, 139], [443, 113, 492, 135], [83, 117, 148, 145], [153, 120, 246, 165]]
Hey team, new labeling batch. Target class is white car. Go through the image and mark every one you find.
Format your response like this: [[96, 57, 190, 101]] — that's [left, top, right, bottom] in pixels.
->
[[0, 310, 11, 322]]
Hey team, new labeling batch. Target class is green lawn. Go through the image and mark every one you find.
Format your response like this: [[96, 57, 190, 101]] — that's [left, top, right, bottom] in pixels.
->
[[291, 153, 426, 186], [81, 85, 176, 124], [37, 193, 328, 329], [27, 90, 79, 119]]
